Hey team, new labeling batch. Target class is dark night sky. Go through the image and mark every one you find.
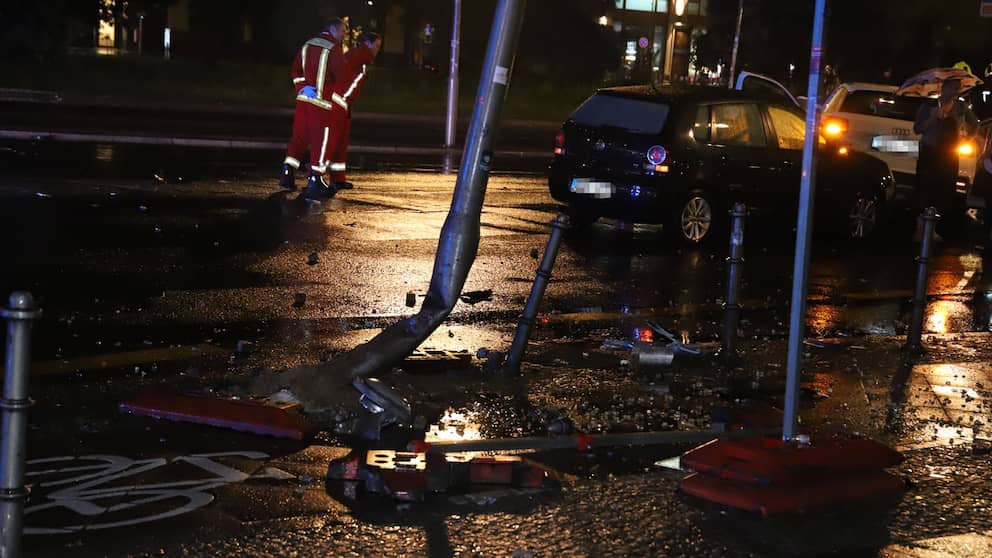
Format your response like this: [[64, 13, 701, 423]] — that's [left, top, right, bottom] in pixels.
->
[[702, 0, 992, 85]]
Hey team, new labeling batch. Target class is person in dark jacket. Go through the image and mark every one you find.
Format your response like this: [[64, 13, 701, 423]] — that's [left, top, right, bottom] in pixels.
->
[[913, 78, 979, 239]]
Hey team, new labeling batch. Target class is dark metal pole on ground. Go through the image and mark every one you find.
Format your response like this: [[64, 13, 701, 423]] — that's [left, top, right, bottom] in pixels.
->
[[1, 292, 40, 558], [423, 427, 773, 455], [904, 207, 939, 353], [783, 0, 827, 442], [727, 0, 745, 88], [277, 0, 528, 414], [502, 213, 570, 374], [721, 203, 747, 362]]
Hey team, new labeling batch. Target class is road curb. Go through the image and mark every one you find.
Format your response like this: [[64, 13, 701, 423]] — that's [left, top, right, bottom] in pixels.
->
[[0, 129, 551, 159]]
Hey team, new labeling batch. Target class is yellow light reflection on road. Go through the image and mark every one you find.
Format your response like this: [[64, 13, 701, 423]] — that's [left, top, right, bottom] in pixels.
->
[[924, 300, 970, 334]]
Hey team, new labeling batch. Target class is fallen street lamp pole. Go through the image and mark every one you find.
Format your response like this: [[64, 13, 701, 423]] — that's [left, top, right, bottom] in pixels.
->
[[253, 0, 529, 423], [1, 292, 41, 558], [782, 0, 827, 442]]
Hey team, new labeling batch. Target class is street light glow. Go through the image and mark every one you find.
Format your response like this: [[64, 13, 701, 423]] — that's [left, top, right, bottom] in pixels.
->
[[674, 0, 687, 16], [598, 15, 608, 26]]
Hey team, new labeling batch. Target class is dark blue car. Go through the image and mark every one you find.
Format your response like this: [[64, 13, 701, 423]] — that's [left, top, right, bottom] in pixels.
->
[[549, 84, 895, 244]]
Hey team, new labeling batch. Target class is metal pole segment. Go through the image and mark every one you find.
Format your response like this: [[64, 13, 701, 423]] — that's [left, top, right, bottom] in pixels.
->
[[300, 0, 527, 396], [721, 203, 747, 362], [1, 292, 40, 558], [727, 0, 744, 88], [904, 207, 939, 353], [502, 213, 570, 373], [444, 0, 462, 148], [424, 428, 775, 455], [783, 0, 827, 441]]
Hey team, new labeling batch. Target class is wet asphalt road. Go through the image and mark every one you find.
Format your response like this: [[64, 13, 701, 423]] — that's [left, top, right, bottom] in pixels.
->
[[3, 140, 992, 556]]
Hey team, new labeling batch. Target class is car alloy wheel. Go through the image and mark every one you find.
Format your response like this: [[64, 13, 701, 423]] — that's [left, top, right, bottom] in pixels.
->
[[680, 195, 713, 243], [848, 195, 878, 239]]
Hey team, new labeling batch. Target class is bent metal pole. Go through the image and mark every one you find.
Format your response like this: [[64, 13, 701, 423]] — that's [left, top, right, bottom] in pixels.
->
[[782, 0, 827, 442], [313, 0, 528, 385], [1, 292, 41, 558]]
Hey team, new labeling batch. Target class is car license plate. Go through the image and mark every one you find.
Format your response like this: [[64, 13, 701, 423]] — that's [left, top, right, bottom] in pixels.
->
[[871, 135, 918, 154], [570, 178, 614, 199]]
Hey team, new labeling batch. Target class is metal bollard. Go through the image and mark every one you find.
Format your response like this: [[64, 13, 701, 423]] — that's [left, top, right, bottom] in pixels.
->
[[721, 203, 747, 363], [501, 213, 570, 374], [1, 292, 40, 558], [904, 207, 939, 354]]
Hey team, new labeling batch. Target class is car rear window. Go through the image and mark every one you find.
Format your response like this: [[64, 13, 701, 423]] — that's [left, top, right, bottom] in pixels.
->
[[839, 90, 927, 122], [569, 94, 670, 134]]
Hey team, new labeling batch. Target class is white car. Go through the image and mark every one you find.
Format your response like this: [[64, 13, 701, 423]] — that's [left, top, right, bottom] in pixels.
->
[[820, 83, 979, 203]]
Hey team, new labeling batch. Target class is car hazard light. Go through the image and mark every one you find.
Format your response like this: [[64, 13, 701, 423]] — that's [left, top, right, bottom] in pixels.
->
[[821, 117, 848, 138]]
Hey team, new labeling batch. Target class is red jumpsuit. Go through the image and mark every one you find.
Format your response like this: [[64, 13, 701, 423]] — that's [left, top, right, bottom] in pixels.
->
[[283, 31, 350, 175], [327, 44, 375, 184]]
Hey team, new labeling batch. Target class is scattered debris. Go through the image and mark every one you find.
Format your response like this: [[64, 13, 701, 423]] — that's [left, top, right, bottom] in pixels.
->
[[405, 291, 416, 307], [529, 247, 539, 259], [119, 391, 315, 440], [803, 337, 854, 349], [633, 346, 675, 368], [328, 450, 552, 504], [459, 289, 493, 305], [402, 348, 473, 374], [307, 252, 320, 266], [293, 293, 306, 308], [548, 416, 574, 435]]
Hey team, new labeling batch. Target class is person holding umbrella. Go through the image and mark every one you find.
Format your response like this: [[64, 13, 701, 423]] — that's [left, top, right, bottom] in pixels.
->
[[903, 69, 980, 240]]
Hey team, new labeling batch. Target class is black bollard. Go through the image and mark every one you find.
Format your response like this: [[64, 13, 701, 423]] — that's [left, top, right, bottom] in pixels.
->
[[1, 292, 41, 558], [904, 207, 939, 354], [721, 203, 747, 363], [501, 213, 570, 374]]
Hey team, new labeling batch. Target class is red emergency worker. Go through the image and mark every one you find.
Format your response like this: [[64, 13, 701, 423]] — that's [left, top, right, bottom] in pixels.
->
[[327, 32, 382, 189], [280, 18, 350, 198]]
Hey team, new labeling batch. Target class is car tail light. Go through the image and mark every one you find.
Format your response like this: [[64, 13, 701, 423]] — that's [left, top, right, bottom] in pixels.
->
[[554, 130, 565, 156], [957, 141, 976, 157], [646, 145, 668, 165], [822, 117, 848, 138]]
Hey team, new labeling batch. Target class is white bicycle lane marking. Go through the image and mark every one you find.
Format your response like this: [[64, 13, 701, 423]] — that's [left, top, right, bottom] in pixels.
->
[[24, 451, 296, 534]]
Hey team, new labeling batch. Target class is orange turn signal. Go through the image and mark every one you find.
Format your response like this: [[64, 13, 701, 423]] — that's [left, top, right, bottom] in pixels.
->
[[957, 142, 976, 157], [822, 117, 848, 137]]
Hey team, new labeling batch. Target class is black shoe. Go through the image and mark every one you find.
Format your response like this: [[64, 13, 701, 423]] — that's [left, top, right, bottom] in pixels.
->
[[278, 164, 296, 191], [334, 181, 354, 190], [301, 174, 337, 201]]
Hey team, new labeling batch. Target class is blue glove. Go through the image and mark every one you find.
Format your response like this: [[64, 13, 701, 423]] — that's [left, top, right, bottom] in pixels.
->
[[300, 85, 317, 99]]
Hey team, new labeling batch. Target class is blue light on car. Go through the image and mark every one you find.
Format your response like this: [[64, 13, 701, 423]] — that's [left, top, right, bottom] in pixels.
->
[[630, 185, 641, 198]]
